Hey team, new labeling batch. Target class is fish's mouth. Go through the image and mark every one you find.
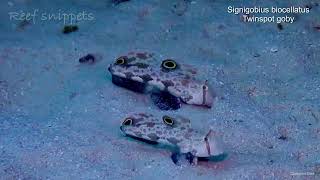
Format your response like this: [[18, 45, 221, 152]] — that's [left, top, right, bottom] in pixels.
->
[[108, 64, 113, 73], [120, 126, 130, 136], [119, 126, 126, 134]]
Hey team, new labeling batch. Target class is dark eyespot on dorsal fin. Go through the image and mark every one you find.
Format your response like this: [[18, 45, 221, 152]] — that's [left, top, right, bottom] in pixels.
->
[[150, 91, 181, 110], [111, 75, 146, 93]]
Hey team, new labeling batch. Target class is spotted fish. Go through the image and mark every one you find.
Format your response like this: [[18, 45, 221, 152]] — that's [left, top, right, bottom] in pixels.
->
[[108, 52, 215, 110], [119, 113, 225, 165]]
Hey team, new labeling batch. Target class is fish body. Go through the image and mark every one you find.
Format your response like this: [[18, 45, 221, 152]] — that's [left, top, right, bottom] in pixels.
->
[[108, 52, 215, 110], [120, 113, 225, 165]]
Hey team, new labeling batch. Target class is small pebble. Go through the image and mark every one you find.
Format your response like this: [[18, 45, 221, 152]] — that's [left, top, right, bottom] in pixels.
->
[[253, 53, 261, 57], [79, 54, 95, 64], [277, 23, 283, 30], [172, 1, 189, 16], [314, 26, 320, 31], [63, 25, 78, 34], [270, 47, 278, 53], [267, 145, 274, 149], [278, 135, 287, 140], [112, 0, 130, 5], [305, 5, 312, 10]]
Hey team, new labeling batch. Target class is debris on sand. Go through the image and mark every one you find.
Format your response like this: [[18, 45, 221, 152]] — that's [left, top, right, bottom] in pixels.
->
[[270, 47, 278, 53], [112, 0, 130, 5], [79, 54, 96, 64], [63, 25, 78, 34], [17, 20, 31, 31], [172, 0, 189, 16], [278, 127, 289, 141], [277, 23, 283, 30], [313, 25, 320, 32]]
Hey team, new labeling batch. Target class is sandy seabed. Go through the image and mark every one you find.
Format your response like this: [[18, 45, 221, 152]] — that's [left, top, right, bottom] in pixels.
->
[[0, 0, 319, 179]]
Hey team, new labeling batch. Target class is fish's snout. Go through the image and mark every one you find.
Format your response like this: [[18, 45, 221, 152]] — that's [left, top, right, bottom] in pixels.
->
[[120, 126, 128, 136], [108, 64, 113, 72]]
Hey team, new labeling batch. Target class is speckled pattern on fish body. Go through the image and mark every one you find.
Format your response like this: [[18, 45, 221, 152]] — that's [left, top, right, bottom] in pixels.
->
[[120, 113, 225, 165], [108, 52, 215, 110]]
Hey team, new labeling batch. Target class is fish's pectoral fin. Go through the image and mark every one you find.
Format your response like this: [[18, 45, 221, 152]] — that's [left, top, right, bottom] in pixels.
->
[[185, 152, 198, 165], [150, 91, 181, 110], [170, 152, 193, 166], [170, 152, 181, 165], [171, 152, 198, 166]]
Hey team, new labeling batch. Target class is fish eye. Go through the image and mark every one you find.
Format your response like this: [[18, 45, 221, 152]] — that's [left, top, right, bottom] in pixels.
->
[[162, 115, 174, 126], [122, 118, 133, 126], [115, 57, 126, 65], [161, 59, 177, 70]]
